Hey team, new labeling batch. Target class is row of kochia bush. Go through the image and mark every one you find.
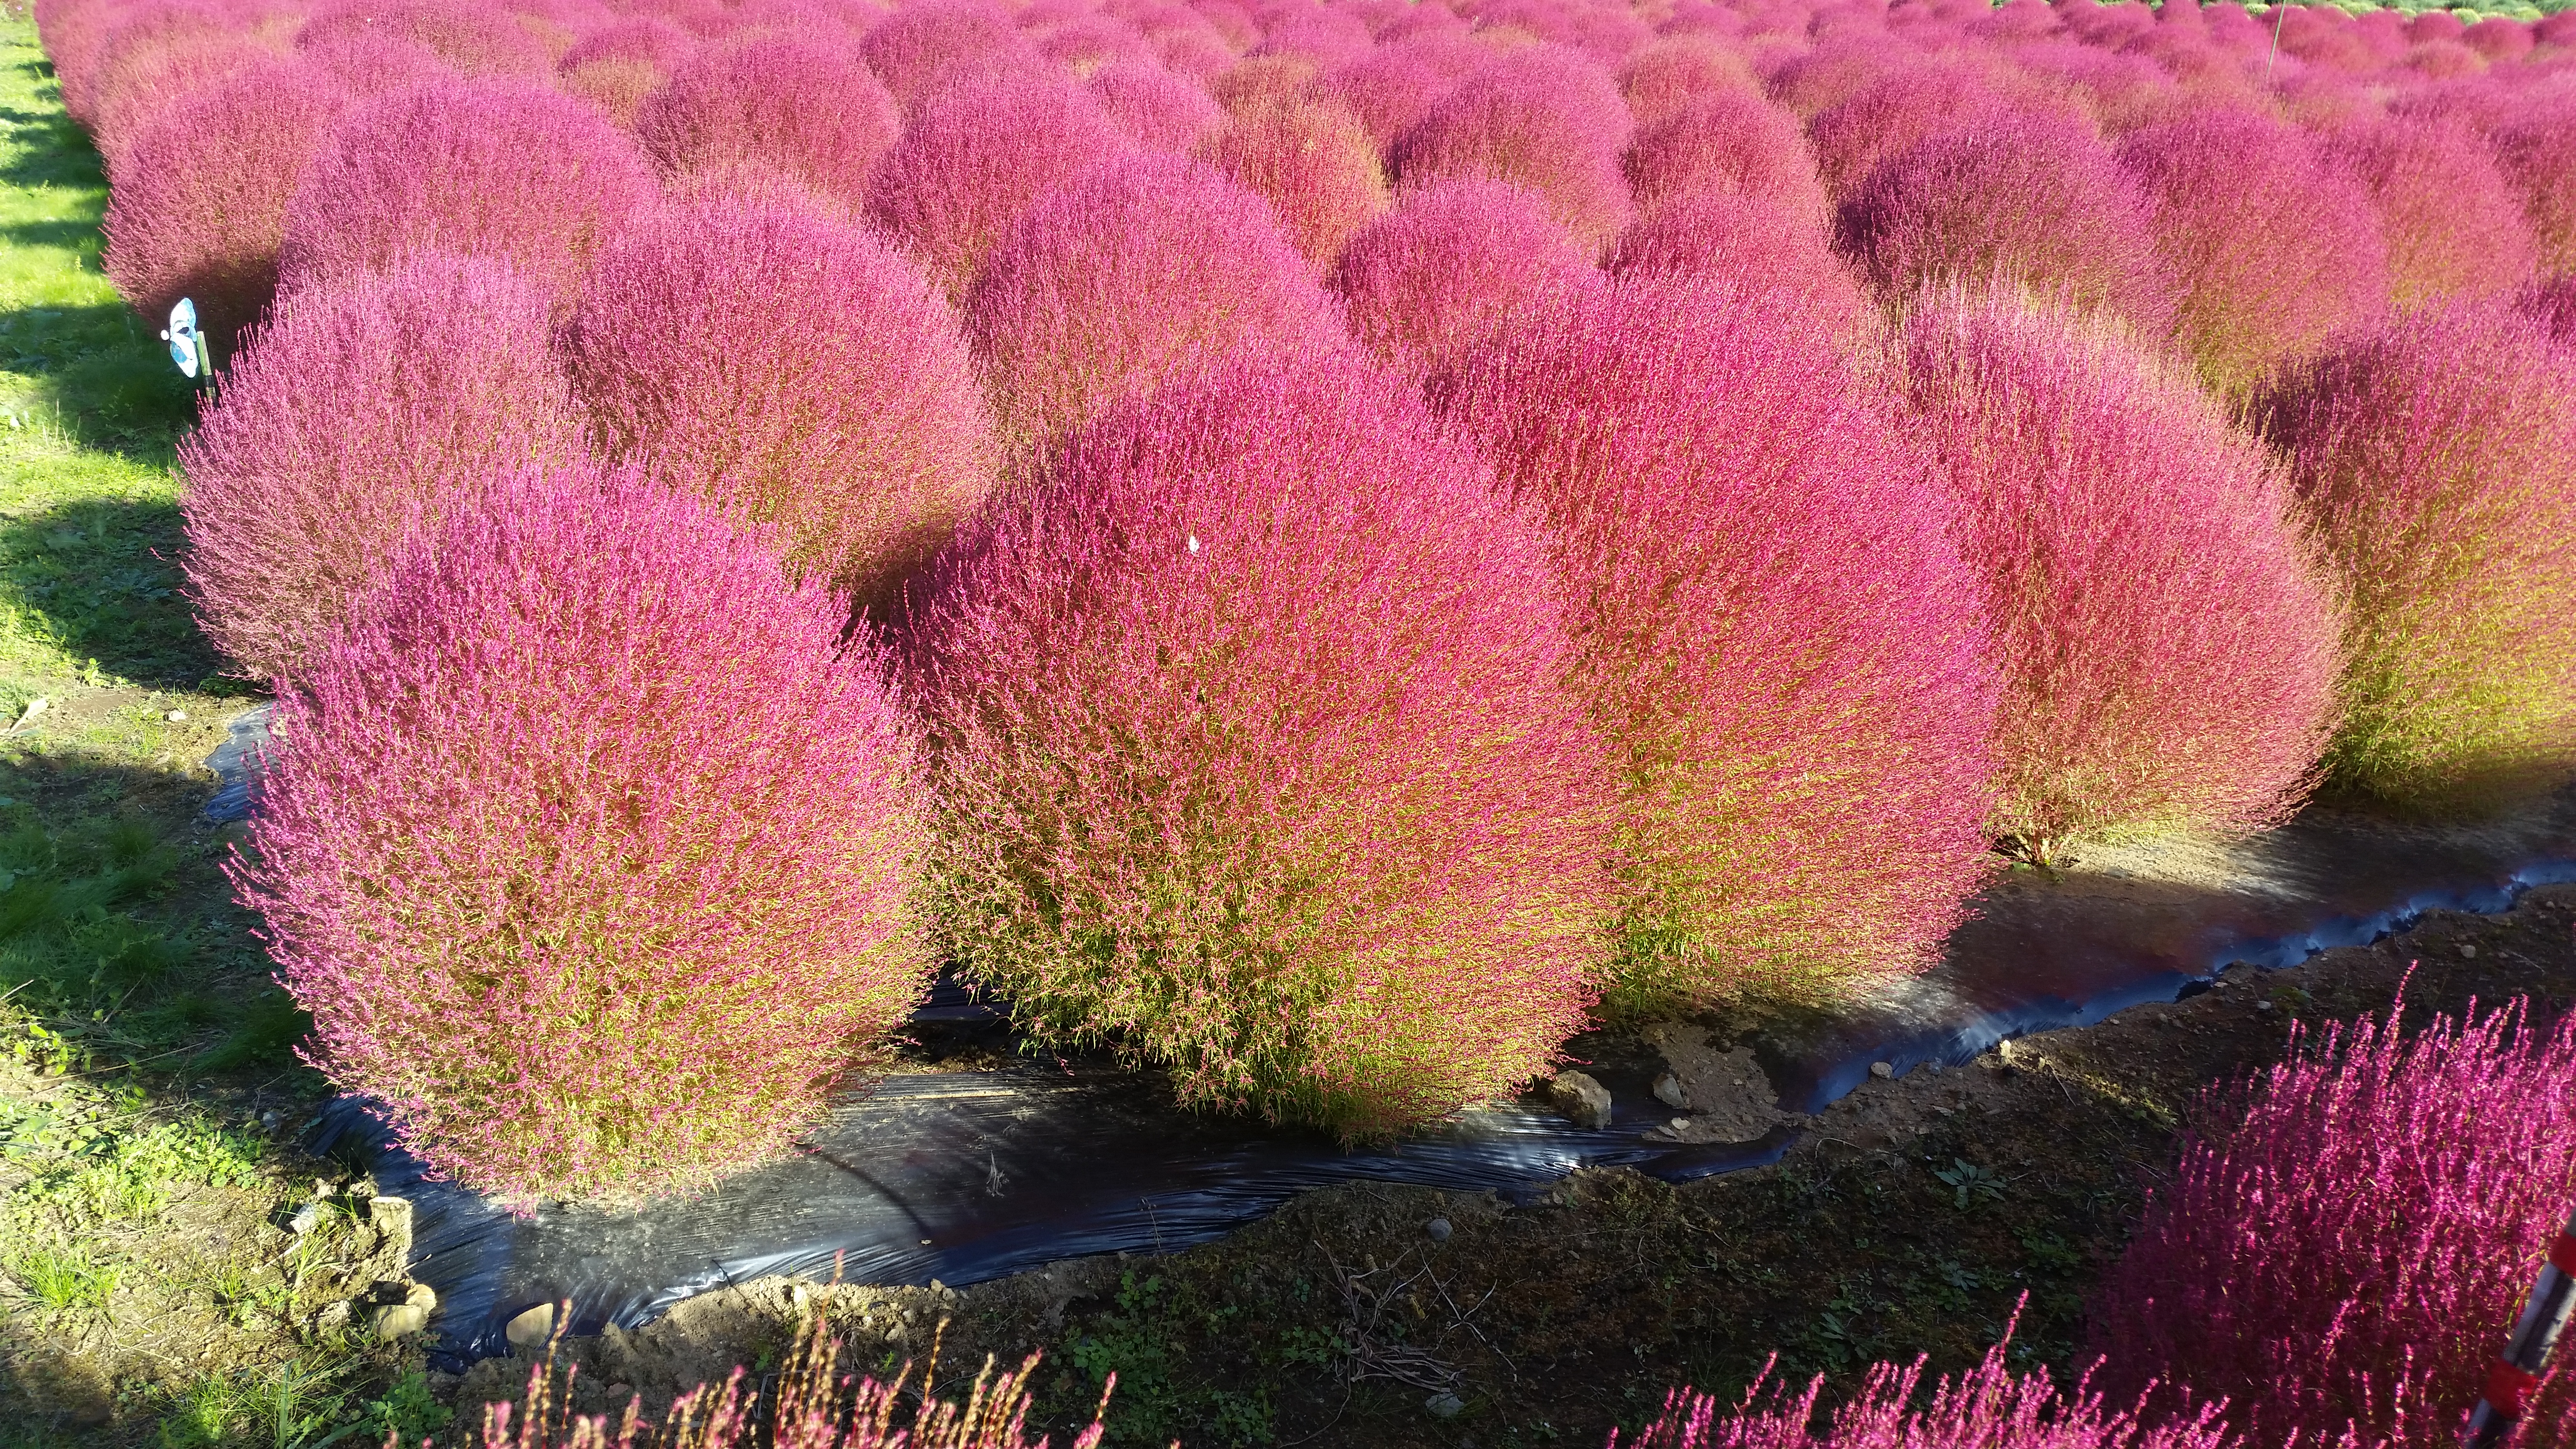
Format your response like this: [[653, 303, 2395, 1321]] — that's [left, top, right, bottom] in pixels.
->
[[41, 0, 2576, 1207]]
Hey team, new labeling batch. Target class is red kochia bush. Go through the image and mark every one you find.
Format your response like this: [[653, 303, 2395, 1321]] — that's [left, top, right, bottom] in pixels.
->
[[2117, 107, 2389, 395], [1896, 292, 2342, 858], [240, 465, 928, 1208], [2252, 302, 2576, 811], [1437, 278, 1999, 1010], [1331, 177, 1601, 376], [2328, 114, 2538, 311], [1609, 195, 1871, 343], [568, 198, 999, 614], [859, 0, 1040, 106], [1622, 88, 1827, 225], [2491, 96, 2576, 275], [1197, 97, 1390, 269], [293, 0, 555, 78], [2526, 272, 2576, 343], [965, 153, 1345, 456], [1838, 108, 2174, 338], [182, 256, 592, 681], [277, 79, 659, 306], [865, 70, 1134, 301], [557, 16, 698, 128], [1087, 58, 1227, 151], [2090, 998, 2576, 1448], [909, 355, 1610, 1136], [634, 35, 903, 213], [101, 56, 348, 357], [1619, 33, 1762, 130], [1391, 44, 1636, 250]]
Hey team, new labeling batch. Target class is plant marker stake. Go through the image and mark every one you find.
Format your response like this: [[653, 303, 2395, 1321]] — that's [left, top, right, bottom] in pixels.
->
[[2266, 1, 2286, 85], [2463, 1207, 2576, 1449]]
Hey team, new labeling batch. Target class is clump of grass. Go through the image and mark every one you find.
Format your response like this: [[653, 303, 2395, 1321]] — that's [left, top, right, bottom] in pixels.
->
[[8, 1242, 118, 1310]]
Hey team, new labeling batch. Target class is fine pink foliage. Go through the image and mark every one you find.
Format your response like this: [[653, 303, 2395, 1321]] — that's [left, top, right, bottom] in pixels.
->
[[2326, 113, 2538, 310], [557, 16, 698, 127], [238, 464, 929, 1208], [908, 354, 1610, 1136], [1894, 290, 2342, 856], [1837, 107, 2175, 338], [634, 34, 903, 213], [964, 152, 1346, 456], [2116, 106, 2390, 394], [181, 256, 593, 682], [100, 55, 348, 356], [1611, 1320, 2231, 1449], [293, 0, 556, 78], [1434, 276, 1999, 1009], [2490, 94, 2576, 274], [276, 78, 660, 307], [1619, 33, 1762, 130], [1390, 44, 1636, 250], [1196, 97, 1390, 269], [864, 69, 1134, 301], [1608, 194, 1871, 343], [2525, 271, 2576, 343], [1622, 88, 1827, 225], [1086, 58, 1227, 151], [1330, 177, 1601, 376], [84, 30, 277, 165], [2251, 300, 2576, 810], [858, 0, 1039, 106], [1805, 61, 2015, 196], [569, 197, 999, 613], [1315, 34, 1477, 150], [295, 25, 461, 100], [2090, 995, 2576, 1448]]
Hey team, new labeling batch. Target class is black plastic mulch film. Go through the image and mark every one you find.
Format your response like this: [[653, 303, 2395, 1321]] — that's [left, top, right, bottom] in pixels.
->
[[205, 707, 2576, 1369]]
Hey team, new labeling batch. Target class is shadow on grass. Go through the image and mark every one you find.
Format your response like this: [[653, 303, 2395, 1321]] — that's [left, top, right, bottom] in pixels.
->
[[0, 490, 222, 690], [0, 297, 200, 461]]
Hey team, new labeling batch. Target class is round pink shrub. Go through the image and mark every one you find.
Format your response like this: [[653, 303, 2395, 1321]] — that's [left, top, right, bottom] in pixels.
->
[[2327, 114, 2537, 311], [1806, 61, 2018, 197], [1609, 194, 1870, 342], [1838, 107, 2175, 338], [2251, 301, 2576, 811], [66, 1, 244, 129], [558, 16, 696, 127], [1764, 33, 1912, 117], [1390, 44, 1636, 250], [294, 0, 555, 77], [181, 256, 593, 681], [1619, 33, 1761, 130], [1315, 33, 1479, 149], [239, 464, 928, 1208], [1087, 59, 1227, 151], [1039, 14, 1152, 75], [634, 34, 902, 212], [101, 55, 347, 358], [2091, 998, 2576, 1448], [2491, 95, 2576, 275], [1623, 88, 1826, 225], [296, 26, 461, 100], [569, 197, 999, 613], [859, 0, 1039, 105], [1211, 51, 1319, 113], [86, 30, 279, 164], [1331, 176, 1600, 376], [908, 354, 1610, 1137], [1896, 290, 2342, 857], [277, 79, 659, 307], [864, 70, 1134, 301], [965, 153, 1346, 456], [1197, 96, 1390, 268], [1434, 277, 1999, 1009], [2117, 106, 2389, 395]]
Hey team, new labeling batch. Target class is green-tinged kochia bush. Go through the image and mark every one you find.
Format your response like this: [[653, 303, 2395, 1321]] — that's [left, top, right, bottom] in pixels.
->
[[1896, 290, 2344, 859], [1435, 277, 2000, 1011], [240, 465, 930, 1208], [181, 255, 592, 681], [2254, 300, 2576, 811], [909, 354, 1611, 1138], [569, 196, 999, 615]]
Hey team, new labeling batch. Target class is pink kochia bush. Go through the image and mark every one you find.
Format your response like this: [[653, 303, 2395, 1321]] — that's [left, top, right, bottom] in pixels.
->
[[1895, 292, 2342, 858], [277, 78, 659, 307], [2327, 114, 2538, 311], [1332, 177, 1602, 376], [1196, 97, 1390, 270], [2253, 301, 2576, 811], [1621, 88, 1826, 225], [1391, 45, 1637, 250], [240, 465, 929, 1207], [1436, 278, 1999, 1009], [1612, 1320, 2231, 1449], [908, 355, 1611, 1137], [181, 256, 591, 681], [634, 35, 904, 212], [2116, 107, 2389, 395], [864, 70, 1134, 301], [569, 197, 999, 614], [1610, 195, 1871, 344], [1837, 108, 2174, 338], [2090, 995, 2576, 1448], [100, 55, 348, 356], [965, 153, 1345, 457]]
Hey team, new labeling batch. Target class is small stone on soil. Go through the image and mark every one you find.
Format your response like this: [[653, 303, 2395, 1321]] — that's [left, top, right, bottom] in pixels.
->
[[506, 1302, 558, 1351], [1424, 1217, 1453, 1242], [1651, 1070, 1688, 1110], [2460, 944, 2478, 958], [1426, 1392, 1465, 1418], [1545, 1070, 1613, 1130], [1868, 1061, 1894, 1080]]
